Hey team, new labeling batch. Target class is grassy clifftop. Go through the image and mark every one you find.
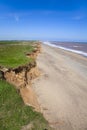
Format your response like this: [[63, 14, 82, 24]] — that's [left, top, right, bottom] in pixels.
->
[[0, 42, 34, 68]]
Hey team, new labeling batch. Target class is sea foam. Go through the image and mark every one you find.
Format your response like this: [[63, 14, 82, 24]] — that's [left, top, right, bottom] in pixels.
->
[[42, 41, 87, 57]]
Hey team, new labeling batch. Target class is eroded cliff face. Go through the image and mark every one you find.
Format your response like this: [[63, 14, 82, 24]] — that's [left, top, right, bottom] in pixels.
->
[[4, 62, 37, 89], [26, 43, 42, 59], [0, 43, 41, 111]]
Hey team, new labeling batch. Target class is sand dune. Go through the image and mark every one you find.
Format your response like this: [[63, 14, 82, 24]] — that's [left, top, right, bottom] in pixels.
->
[[32, 44, 87, 130]]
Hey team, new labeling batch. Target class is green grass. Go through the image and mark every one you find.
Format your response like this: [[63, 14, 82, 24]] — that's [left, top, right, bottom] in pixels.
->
[[0, 41, 21, 44], [0, 80, 51, 130], [0, 41, 36, 45], [0, 43, 34, 68]]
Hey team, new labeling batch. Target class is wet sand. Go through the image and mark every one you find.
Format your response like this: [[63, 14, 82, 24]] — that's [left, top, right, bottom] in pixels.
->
[[32, 44, 87, 130]]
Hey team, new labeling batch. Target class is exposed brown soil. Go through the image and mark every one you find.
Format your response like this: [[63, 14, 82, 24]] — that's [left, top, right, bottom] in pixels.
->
[[26, 43, 42, 59], [20, 85, 40, 111], [0, 42, 41, 111]]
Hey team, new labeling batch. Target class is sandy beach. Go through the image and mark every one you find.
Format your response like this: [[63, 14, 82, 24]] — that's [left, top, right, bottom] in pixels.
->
[[32, 43, 87, 130]]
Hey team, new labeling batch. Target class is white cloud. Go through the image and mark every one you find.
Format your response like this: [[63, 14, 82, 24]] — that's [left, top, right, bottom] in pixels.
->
[[0, 13, 20, 22], [72, 16, 83, 20], [15, 15, 19, 22]]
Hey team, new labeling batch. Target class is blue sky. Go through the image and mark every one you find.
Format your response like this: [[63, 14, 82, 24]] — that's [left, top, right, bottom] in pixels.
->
[[0, 0, 87, 41]]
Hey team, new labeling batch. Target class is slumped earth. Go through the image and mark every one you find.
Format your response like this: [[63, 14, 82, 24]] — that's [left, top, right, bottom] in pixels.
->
[[0, 41, 52, 130]]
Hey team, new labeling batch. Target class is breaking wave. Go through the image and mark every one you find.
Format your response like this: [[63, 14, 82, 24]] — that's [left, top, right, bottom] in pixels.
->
[[42, 41, 87, 57]]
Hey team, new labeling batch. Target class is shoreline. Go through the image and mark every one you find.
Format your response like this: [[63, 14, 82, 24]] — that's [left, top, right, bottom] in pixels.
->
[[33, 43, 87, 130], [43, 41, 87, 57]]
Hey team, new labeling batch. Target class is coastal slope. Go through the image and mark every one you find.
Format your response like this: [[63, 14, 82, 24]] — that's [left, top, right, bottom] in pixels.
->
[[33, 44, 87, 130]]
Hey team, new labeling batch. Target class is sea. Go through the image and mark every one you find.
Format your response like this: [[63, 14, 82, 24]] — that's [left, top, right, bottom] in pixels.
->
[[42, 41, 87, 57]]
